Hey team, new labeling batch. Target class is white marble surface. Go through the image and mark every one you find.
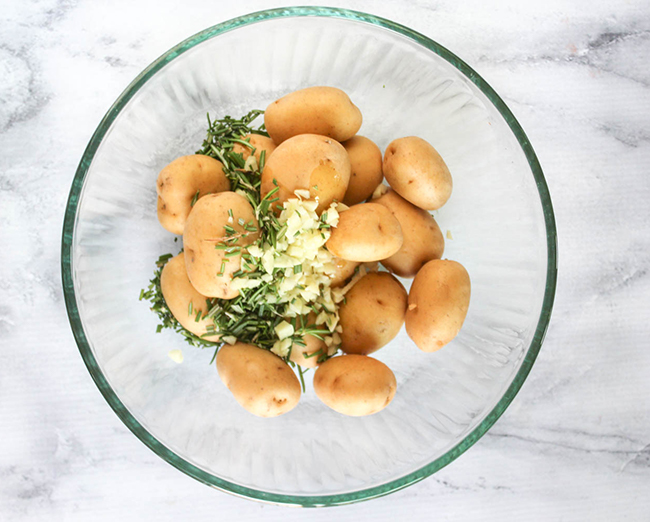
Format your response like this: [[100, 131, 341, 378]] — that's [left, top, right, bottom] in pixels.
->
[[2, 0, 649, 519]]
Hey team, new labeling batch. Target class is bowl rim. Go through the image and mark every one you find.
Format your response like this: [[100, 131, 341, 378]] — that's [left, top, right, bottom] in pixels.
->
[[61, 6, 558, 507]]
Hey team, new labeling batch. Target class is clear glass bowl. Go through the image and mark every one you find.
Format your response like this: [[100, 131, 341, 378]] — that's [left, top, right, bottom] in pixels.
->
[[61, 7, 557, 506]]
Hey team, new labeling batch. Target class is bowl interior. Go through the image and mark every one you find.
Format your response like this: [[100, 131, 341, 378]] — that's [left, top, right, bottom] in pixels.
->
[[64, 10, 555, 505]]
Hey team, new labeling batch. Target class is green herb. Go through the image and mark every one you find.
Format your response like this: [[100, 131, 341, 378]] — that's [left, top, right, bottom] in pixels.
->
[[140, 254, 218, 351], [190, 190, 200, 207]]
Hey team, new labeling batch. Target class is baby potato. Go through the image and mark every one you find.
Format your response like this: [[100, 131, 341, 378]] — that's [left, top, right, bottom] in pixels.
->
[[265, 86, 362, 144], [261, 134, 351, 214], [231, 133, 277, 163], [326, 256, 359, 287], [372, 186, 444, 277], [314, 355, 397, 416], [342, 136, 383, 206], [217, 342, 301, 417], [157, 154, 230, 235], [383, 137, 452, 210], [183, 192, 259, 299], [339, 272, 407, 355], [405, 259, 471, 352], [160, 254, 219, 340], [326, 203, 403, 262]]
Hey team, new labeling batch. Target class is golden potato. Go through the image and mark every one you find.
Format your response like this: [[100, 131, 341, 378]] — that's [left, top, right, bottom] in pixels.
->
[[326, 256, 359, 287], [383, 137, 452, 210], [231, 133, 277, 164], [342, 136, 383, 206], [157, 155, 230, 235], [264, 86, 362, 144], [314, 355, 397, 416], [261, 134, 351, 214], [217, 342, 301, 417], [160, 254, 219, 340], [339, 272, 407, 355], [372, 186, 444, 277], [405, 259, 471, 352], [326, 203, 403, 262], [183, 192, 259, 299]]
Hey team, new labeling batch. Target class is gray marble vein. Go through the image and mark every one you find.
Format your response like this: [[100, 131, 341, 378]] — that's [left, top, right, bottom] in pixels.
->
[[1, 0, 649, 520]]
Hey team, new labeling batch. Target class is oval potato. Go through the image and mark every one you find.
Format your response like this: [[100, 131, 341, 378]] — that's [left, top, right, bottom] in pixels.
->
[[339, 272, 407, 355], [232, 133, 277, 163], [372, 186, 444, 277], [326, 203, 403, 262], [261, 134, 351, 214], [383, 137, 452, 210], [265, 86, 362, 144], [156, 155, 230, 235], [160, 254, 219, 340], [183, 192, 259, 299], [217, 342, 301, 417], [314, 355, 397, 416], [342, 136, 383, 206], [405, 259, 471, 351]]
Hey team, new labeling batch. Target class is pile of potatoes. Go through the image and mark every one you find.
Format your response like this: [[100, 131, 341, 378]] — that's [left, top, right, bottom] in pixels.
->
[[155, 86, 471, 419]]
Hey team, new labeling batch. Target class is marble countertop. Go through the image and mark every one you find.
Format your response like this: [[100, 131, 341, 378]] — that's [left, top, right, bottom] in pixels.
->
[[2, 0, 649, 519]]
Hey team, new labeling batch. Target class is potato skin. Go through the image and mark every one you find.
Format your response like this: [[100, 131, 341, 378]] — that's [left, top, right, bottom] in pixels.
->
[[341, 136, 383, 206], [261, 134, 351, 214], [373, 187, 444, 277], [339, 272, 407, 355], [183, 192, 259, 299], [383, 137, 452, 210], [231, 134, 277, 163], [265, 86, 362, 144], [326, 203, 403, 262], [314, 355, 397, 416], [217, 343, 301, 417], [157, 155, 230, 235], [160, 254, 218, 339], [405, 260, 471, 352], [327, 256, 359, 287]]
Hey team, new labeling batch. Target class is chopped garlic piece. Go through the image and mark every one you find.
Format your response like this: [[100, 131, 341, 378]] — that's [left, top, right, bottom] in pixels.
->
[[168, 349, 184, 364], [446, 230, 453, 240], [271, 338, 292, 357], [294, 189, 311, 199], [274, 320, 294, 340], [244, 155, 258, 172], [371, 184, 389, 199], [222, 336, 238, 345]]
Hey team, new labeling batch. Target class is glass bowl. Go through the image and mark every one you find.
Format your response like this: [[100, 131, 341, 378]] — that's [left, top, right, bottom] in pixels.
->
[[61, 7, 557, 506]]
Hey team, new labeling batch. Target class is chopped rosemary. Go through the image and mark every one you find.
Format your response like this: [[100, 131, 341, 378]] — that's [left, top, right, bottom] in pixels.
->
[[190, 189, 200, 207]]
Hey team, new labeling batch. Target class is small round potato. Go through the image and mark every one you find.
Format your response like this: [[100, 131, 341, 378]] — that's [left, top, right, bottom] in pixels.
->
[[264, 86, 362, 144], [372, 186, 445, 277], [326, 256, 359, 287], [314, 355, 397, 416], [383, 137, 452, 210], [157, 155, 230, 235], [342, 136, 383, 206], [231, 134, 277, 163], [217, 342, 301, 417], [183, 192, 259, 299], [288, 315, 327, 369], [405, 259, 471, 352], [326, 203, 403, 262], [160, 254, 219, 340], [339, 272, 407, 355], [261, 134, 351, 214]]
